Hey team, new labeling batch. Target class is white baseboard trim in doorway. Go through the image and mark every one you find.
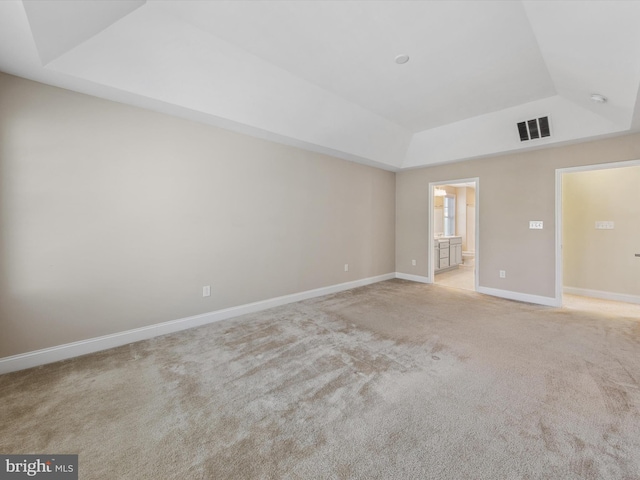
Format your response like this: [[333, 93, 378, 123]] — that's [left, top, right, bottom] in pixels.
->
[[395, 273, 431, 283], [563, 286, 640, 305], [477, 286, 560, 307], [0, 273, 396, 375]]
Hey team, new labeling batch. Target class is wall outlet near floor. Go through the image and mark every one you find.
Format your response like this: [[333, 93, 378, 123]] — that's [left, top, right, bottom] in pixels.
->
[[595, 221, 614, 230], [202, 285, 211, 297], [412, 259, 417, 266], [344, 264, 349, 272], [529, 221, 543, 229], [499, 270, 506, 278]]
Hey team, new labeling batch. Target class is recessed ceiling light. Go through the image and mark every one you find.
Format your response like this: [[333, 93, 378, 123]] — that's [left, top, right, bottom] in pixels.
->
[[395, 54, 410, 65], [590, 93, 607, 103]]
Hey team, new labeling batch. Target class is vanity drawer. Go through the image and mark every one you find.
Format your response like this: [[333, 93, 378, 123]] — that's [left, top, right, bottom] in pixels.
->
[[439, 247, 449, 259], [439, 257, 450, 268]]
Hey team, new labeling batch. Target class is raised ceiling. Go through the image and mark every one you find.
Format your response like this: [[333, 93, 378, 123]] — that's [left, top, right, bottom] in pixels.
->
[[1, 0, 640, 171]]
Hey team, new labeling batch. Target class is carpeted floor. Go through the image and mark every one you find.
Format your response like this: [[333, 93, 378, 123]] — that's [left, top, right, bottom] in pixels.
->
[[1, 279, 639, 479]]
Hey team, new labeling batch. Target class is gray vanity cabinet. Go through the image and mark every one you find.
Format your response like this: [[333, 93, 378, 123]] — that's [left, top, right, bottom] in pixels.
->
[[449, 237, 462, 266], [434, 236, 462, 273]]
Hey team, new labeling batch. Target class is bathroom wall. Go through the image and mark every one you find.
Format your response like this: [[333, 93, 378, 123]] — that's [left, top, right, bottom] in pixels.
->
[[433, 185, 456, 236], [456, 187, 467, 245], [466, 187, 476, 253], [435, 185, 476, 246]]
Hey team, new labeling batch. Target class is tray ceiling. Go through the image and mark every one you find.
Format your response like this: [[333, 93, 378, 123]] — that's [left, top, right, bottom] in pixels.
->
[[1, 1, 640, 170]]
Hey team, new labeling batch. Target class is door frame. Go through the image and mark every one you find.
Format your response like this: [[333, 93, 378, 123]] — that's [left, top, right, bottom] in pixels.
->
[[428, 177, 480, 290], [555, 159, 640, 306]]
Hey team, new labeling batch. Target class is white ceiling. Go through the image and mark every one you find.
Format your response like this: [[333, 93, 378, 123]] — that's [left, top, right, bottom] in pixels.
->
[[1, 0, 640, 171], [157, 1, 557, 133]]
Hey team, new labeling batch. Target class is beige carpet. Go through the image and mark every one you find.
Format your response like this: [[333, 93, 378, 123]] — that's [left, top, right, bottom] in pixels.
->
[[1, 279, 639, 479]]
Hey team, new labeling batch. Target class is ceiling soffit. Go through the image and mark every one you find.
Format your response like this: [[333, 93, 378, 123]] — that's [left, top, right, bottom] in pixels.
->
[[23, 0, 146, 65]]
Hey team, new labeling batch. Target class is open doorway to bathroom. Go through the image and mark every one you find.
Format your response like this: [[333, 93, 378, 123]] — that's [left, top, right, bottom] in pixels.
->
[[429, 178, 479, 291], [557, 160, 640, 315]]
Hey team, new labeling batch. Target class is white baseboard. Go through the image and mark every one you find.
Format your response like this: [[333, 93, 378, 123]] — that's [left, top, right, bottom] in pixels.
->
[[395, 272, 431, 284], [0, 273, 395, 375], [563, 286, 640, 305], [395, 275, 559, 307], [477, 286, 560, 307]]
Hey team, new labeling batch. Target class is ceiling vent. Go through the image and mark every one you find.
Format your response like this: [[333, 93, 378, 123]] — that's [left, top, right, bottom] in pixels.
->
[[517, 116, 550, 142]]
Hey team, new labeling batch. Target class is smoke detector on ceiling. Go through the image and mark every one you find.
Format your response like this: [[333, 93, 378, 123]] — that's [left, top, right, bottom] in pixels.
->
[[395, 54, 410, 64], [590, 93, 607, 103]]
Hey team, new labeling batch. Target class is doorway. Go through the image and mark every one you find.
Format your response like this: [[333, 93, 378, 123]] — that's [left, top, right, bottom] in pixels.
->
[[556, 160, 640, 308], [429, 178, 479, 291]]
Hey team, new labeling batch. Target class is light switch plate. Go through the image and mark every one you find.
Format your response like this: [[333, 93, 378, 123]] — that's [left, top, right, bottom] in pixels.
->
[[595, 221, 614, 230], [529, 221, 543, 229]]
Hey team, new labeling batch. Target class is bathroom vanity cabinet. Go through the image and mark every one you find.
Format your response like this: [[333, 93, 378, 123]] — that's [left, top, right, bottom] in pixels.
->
[[434, 236, 462, 273]]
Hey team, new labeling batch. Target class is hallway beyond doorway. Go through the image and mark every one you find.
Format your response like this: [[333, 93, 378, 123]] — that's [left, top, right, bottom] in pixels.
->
[[434, 265, 475, 291], [563, 294, 640, 318]]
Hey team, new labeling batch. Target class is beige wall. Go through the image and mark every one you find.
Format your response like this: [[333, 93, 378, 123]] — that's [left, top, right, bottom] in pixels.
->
[[453, 186, 476, 251], [466, 187, 476, 253], [0, 73, 396, 358], [563, 166, 640, 296], [397, 133, 640, 299], [455, 187, 466, 243]]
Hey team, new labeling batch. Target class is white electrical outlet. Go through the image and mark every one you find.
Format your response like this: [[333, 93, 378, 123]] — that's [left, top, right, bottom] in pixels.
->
[[595, 221, 614, 230], [499, 270, 506, 278], [412, 259, 417, 266], [344, 264, 349, 272], [202, 285, 211, 297], [529, 221, 543, 229]]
